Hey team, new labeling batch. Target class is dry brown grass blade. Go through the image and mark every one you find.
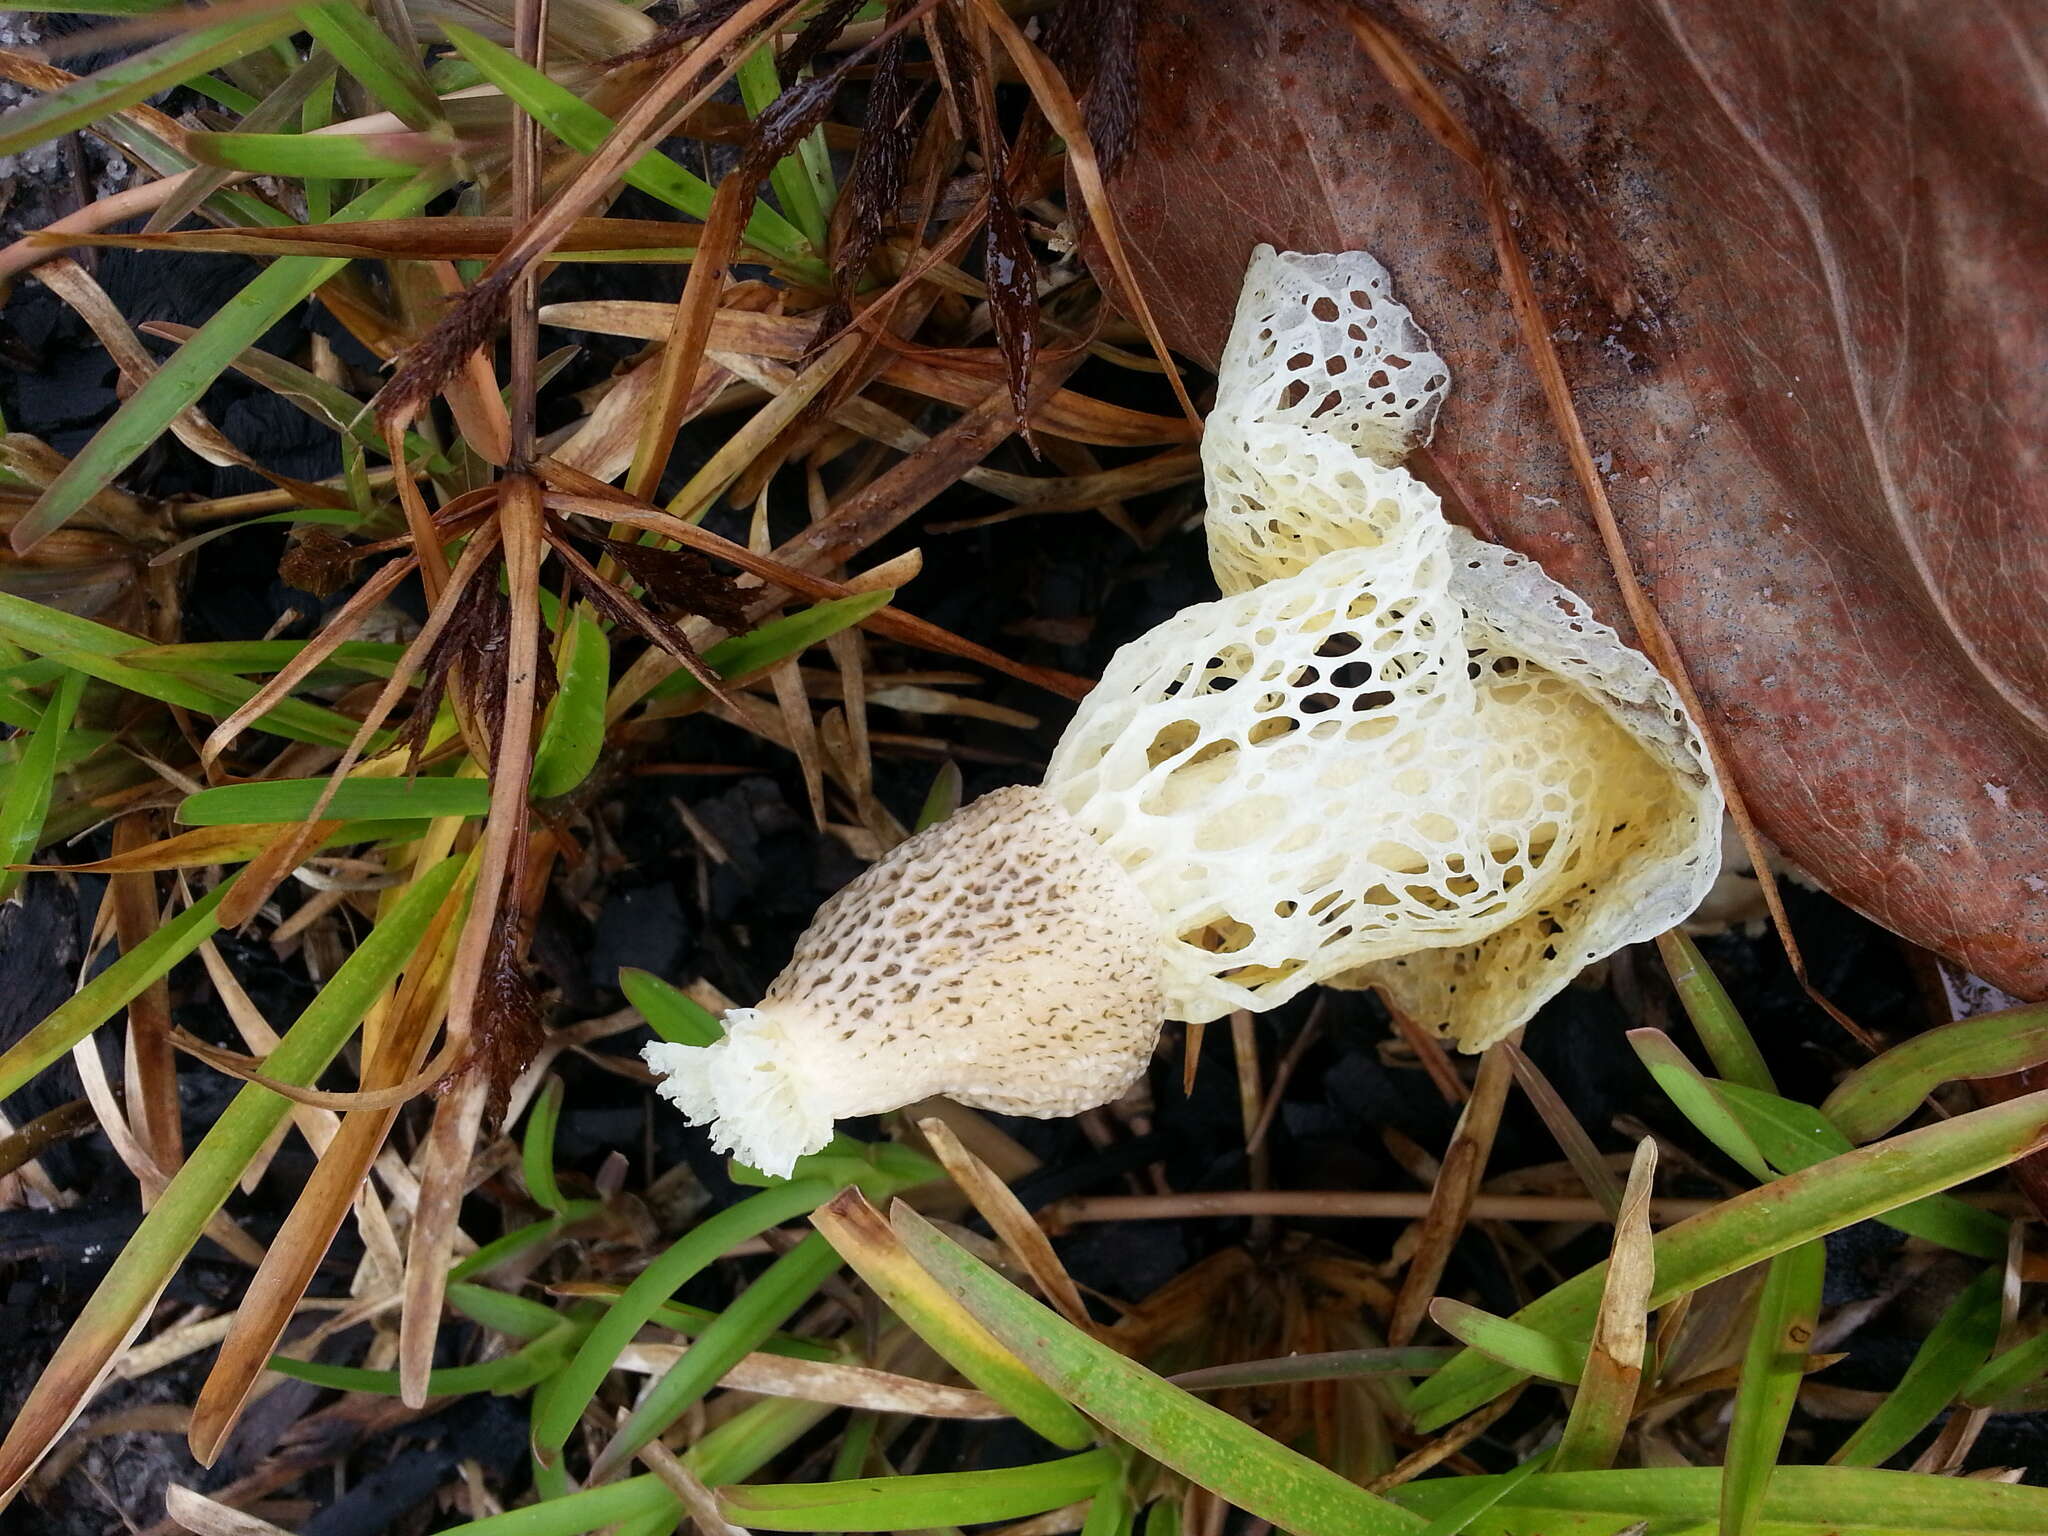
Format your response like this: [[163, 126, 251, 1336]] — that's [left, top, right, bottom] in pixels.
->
[[66, 1026, 266, 1267], [190, 939, 342, 1194], [1040, 1189, 1730, 1228], [399, 1072, 489, 1408], [200, 556, 417, 764], [1372, 1381, 1527, 1493], [384, 420, 455, 603], [33, 260, 237, 474], [31, 259, 344, 509], [625, 176, 748, 502], [538, 476, 1092, 701], [163, 1482, 298, 1536], [1550, 1137, 1657, 1472], [915, 1115, 1091, 1330], [429, 262, 513, 468], [617, 1340, 1005, 1418], [967, 0, 1196, 427], [807, 462, 876, 811], [400, 474, 548, 1405], [711, 345, 1198, 516], [216, 524, 501, 932], [188, 1112, 405, 1460], [186, 863, 464, 1463], [167, 1016, 471, 1113], [769, 657, 829, 828], [0, 174, 206, 292], [1387, 1039, 1514, 1347], [755, 487, 829, 827], [659, 328, 867, 523], [632, 1435, 740, 1536], [544, 301, 1196, 447], [1501, 1040, 1625, 1219], [771, 353, 1081, 574], [55, 217, 723, 262], [14, 824, 338, 876], [1335, 2, 1873, 1054], [109, 819, 182, 1185]]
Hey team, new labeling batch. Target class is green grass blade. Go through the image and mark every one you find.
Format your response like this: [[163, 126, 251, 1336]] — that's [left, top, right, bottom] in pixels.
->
[[269, 1334, 567, 1396], [735, 35, 830, 249], [0, 668, 82, 901], [429, 1476, 674, 1536], [1717, 1081, 2009, 1260], [1823, 1003, 2048, 1144], [1425, 1300, 1581, 1384], [438, 23, 816, 272], [0, 594, 364, 746], [619, 967, 723, 1046], [179, 776, 490, 825], [294, 1, 442, 129], [11, 173, 442, 553], [1081, 1469, 1133, 1536], [1388, 1465, 2048, 1533], [1722, 1241, 1827, 1536], [0, 857, 462, 1499], [122, 638, 403, 677], [530, 607, 608, 798], [644, 590, 894, 706], [0, 11, 305, 157], [1656, 930, 1774, 1092], [916, 760, 963, 832], [0, 874, 237, 1099], [184, 128, 450, 178], [529, 1178, 841, 1460], [1961, 1316, 2048, 1409], [1414, 1450, 1550, 1536], [889, 1202, 1427, 1535], [1409, 1083, 2048, 1430], [447, 1282, 568, 1341], [595, 1231, 845, 1479], [447, 1201, 603, 1282], [1628, 1028, 1774, 1180], [1832, 1266, 1999, 1467], [141, 329, 446, 468], [520, 1077, 568, 1214], [722, 1450, 1122, 1532], [813, 1191, 1093, 1450]]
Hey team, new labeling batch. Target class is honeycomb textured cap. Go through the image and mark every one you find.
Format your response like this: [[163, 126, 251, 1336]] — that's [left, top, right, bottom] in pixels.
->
[[1328, 529, 1723, 1046], [642, 786, 1167, 1177], [1043, 246, 1720, 1043], [1206, 244, 1451, 594]]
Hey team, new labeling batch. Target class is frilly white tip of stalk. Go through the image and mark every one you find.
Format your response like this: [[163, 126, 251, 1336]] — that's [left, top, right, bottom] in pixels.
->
[[641, 1007, 834, 1180]]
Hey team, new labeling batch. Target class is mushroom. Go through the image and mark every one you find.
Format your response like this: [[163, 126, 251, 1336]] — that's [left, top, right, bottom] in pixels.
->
[[646, 245, 1722, 1175]]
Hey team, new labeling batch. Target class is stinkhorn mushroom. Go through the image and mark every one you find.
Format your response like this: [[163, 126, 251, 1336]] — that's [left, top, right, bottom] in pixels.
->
[[647, 245, 1722, 1176]]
